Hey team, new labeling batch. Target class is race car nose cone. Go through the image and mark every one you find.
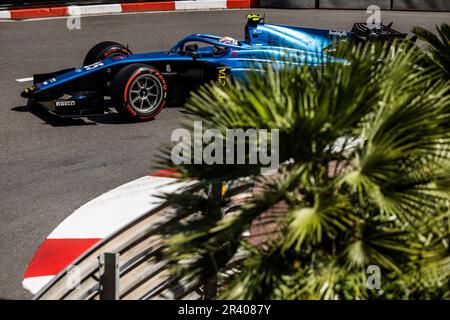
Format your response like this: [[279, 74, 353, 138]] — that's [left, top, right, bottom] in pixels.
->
[[21, 86, 36, 99]]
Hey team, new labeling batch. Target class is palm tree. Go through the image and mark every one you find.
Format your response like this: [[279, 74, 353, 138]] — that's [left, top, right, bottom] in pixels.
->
[[156, 40, 450, 299], [413, 23, 450, 77]]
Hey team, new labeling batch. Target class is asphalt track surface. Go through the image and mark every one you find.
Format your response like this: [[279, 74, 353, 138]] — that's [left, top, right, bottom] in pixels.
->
[[0, 8, 449, 299]]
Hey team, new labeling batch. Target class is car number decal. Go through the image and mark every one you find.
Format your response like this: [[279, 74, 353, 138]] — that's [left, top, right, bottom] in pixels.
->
[[84, 62, 104, 71]]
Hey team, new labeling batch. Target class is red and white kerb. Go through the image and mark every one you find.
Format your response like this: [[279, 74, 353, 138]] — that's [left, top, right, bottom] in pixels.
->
[[22, 169, 183, 295]]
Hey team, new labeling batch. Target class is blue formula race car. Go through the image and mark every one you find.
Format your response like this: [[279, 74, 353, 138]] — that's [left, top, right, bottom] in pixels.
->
[[21, 14, 407, 122]]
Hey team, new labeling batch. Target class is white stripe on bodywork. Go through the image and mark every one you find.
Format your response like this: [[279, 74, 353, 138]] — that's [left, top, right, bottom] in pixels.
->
[[68, 4, 122, 16], [175, 0, 227, 10]]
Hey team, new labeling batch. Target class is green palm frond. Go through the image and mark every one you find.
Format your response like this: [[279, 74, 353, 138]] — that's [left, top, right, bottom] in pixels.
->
[[413, 23, 450, 77], [157, 35, 450, 299]]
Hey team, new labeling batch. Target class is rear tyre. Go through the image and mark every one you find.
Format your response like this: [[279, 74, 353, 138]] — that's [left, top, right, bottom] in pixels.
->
[[111, 64, 168, 122], [83, 41, 132, 66]]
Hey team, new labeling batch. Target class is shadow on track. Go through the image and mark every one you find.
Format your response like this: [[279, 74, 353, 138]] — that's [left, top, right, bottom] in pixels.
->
[[11, 102, 135, 126]]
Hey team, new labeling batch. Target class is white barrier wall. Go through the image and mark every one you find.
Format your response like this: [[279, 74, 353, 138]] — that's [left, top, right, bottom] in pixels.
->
[[260, 0, 316, 8], [393, 0, 450, 11], [260, 0, 450, 11], [320, 0, 390, 10]]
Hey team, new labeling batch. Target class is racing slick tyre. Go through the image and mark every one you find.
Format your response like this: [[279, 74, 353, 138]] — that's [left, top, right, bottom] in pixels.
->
[[111, 63, 168, 122], [83, 41, 132, 66]]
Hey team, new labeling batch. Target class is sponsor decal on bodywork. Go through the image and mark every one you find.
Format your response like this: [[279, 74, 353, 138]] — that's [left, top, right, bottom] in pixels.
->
[[40, 78, 57, 86], [217, 66, 228, 87], [329, 30, 348, 37], [216, 66, 230, 103], [84, 61, 104, 71], [55, 101, 76, 107]]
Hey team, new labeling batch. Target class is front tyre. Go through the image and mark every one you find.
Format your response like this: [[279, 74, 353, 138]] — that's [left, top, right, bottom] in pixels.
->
[[111, 64, 168, 122], [83, 41, 132, 66]]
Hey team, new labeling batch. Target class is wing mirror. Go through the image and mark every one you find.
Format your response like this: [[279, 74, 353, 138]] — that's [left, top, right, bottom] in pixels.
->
[[184, 44, 200, 58], [185, 44, 198, 53]]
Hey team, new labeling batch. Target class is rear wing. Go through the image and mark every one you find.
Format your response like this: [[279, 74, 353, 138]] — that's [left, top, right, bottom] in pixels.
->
[[351, 22, 416, 43], [246, 13, 264, 24], [245, 13, 264, 43]]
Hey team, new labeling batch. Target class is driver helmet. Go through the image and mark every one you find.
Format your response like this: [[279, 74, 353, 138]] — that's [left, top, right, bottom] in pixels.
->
[[214, 36, 238, 55]]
